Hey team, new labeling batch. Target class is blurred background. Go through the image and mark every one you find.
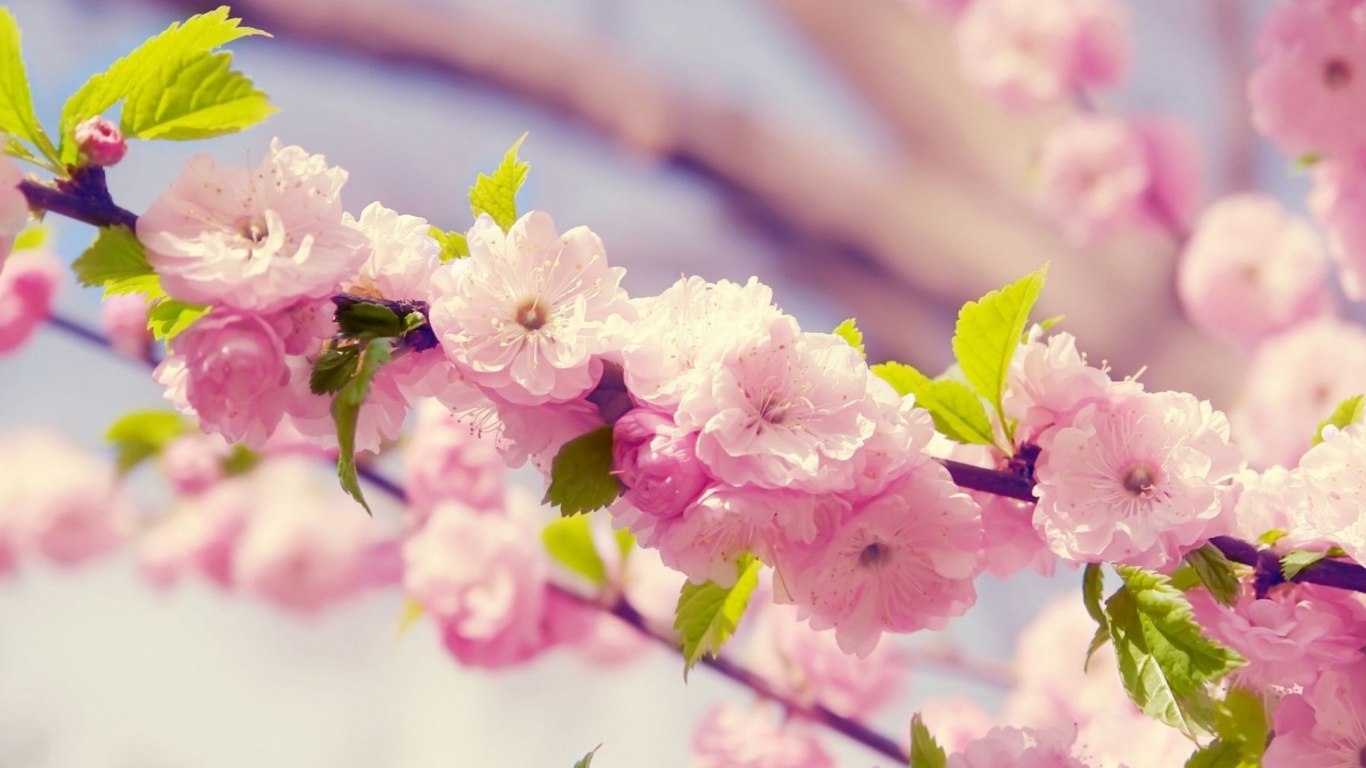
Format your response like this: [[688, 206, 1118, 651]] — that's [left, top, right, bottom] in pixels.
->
[[0, 0, 1304, 765]]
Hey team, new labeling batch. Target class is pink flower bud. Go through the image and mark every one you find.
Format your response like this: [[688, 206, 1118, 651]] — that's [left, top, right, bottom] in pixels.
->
[[612, 408, 709, 519], [74, 116, 127, 167]]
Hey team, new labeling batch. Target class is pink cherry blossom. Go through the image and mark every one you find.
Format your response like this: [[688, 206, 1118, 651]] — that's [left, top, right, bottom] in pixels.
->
[[1263, 660, 1366, 768], [1034, 390, 1244, 569], [612, 276, 784, 410], [138, 472, 256, 589], [427, 212, 628, 406], [1227, 465, 1324, 547], [402, 491, 550, 668], [344, 201, 442, 300], [403, 400, 505, 523], [1034, 115, 1150, 244], [846, 376, 939, 500], [1004, 327, 1137, 444], [613, 408, 710, 519], [138, 139, 368, 313], [1309, 154, 1366, 299], [626, 486, 788, 587], [1231, 317, 1366, 468], [0, 156, 27, 270], [1300, 422, 1366, 561], [773, 461, 982, 657], [1189, 582, 1366, 689], [159, 432, 231, 496], [490, 396, 605, 474], [918, 698, 995, 755], [1131, 115, 1205, 232], [676, 316, 878, 493], [948, 725, 1091, 768], [100, 292, 152, 360], [690, 704, 832, 768], [956, 0, 1130, 109], [155, 310, 291, 449], [0, 429, 129, 566], [746, 600, 909, 719], [1248, 0, 1366, 161], [0, 248, 60, 354], [231, 459, 377, 612], [73, 116, 126, 167], [1178, 194, 1332, 348]]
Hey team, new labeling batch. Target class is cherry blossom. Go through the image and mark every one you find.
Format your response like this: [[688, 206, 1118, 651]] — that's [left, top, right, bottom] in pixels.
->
[[1309, 153, 1366, 299], [612, 407, 710, 519], [0, 248, 60, 354], [1263, 660, 1366, 768], [73, 116, 127, 167], [99, 292, 152, 360], [1034, 115, 1150, 245], [948, 725, 1092, 768], [691, 704, 832, 768]]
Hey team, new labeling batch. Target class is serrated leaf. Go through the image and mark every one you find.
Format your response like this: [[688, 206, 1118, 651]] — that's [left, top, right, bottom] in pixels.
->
[[1185, 543, 1241, 607], [1168, 564, 1202, 592], [544, 427, 621, 516], [335, 300, 404, 338], [147, 299, 209, 340], [872, 362, 997, 446], [428, 226, 469, 261], [675, 555, 761, 680], [309, 346, 361, 396], [952, 266, 1048, 440], [332, 337, 392, 514], [1280, 548, 1328, 580], [105, 409, 186, 472], [1186, 688, 1268, 768], [1083, 564, 1109, 668], [1313, 394, 1365, 445], [1104, 566, 1246, 738], [572, 745, 601, 768], [469, 134, 529, 231], [395, 595, 425, 636], [120, 50, 275, 141], [542, 514, 607, 586], [0, 10, 58, 168], [833, 318, 864, 358], [909, 713, 948, 768], [4, 134, 39, 166], [59, 6, 268, 161], [73, 226, 155, 293]]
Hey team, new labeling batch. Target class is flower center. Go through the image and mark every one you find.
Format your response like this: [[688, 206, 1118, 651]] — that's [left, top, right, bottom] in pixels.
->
[[1324, 57, 1352, 90], [758, 396, 792, 426], [859, 542, 887, 568], [235, 214, 269, 245], [514, 297, 549, 331], [1122, 463, 1159, 497]]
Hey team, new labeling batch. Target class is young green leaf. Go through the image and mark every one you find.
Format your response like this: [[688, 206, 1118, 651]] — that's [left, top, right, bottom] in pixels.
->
[[429, 226, 470, 261], [59, 6, 268, 161], [1313, 394, 1365, 445], [1280, 548, 1329, 580], [469, 134, 529, 231], [833, 318, 864, 358], [105, 409, 187, 472], [146, 299, 210, 340], [544, 427, 622, 516], [332, 337, 393, 513], [120, 50, 275, 141], [908, 713, 948, 768], [1082, 564, 1110, 668], [1185, 543, 1241, 607], [871, 362, 997, 446], [542, 514, 608, 586], [335, 300, 405, 338], [951, 265, 1048, 438], [0, 9, 58, 168], [1185, 687, 1269, 768], [72, 226, 162, 298], [572, 745, 602, 768], [1184, 740, 1245, 768], [309, 346, 361, 396], [675, 555, 761, 680], [1104, 566, 1246, 738], [13, 226, 45, 251]]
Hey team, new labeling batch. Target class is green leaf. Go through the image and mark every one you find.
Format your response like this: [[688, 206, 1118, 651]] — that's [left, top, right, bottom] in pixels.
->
[[1186, 688, 1269, 768], [542, 514, 607, 586], [951, 266, 1048, 440], [1313, 394, 1365, 445], [1104, 566, 1246, 738], [1184, 740, 1244, 768], [614, 528, 636, 564], [310, 346, 361, 396], [908, 713, 948, 768], [544, 427, 622, 517], [221, 444, 260, 476], [72, 226, 156, 295], [1257, 528, 1288, 546], [332, 337, 393, 513], [335, 300, 404, 338], [1167, 564, 1202, 592], [59, 6, 268, 161], [833, 318, 864, 358], [1280, 548, 1329, 580], [1037, 314, 1065, 334], [1293, 153, 1322, 170], [572, 745, 602, 768], [12, 226, 44, 252], [105, 409, 186, 472], [674, 555, 761, 680], [146, 299, 209, 340], [0, 9, 58, 168], [1185, 543, 1241, 607], [1082, 564, 1109, 668], [428, 226, 470, 261], [871, 362, 997, 446], [120, 50, 275, 141], [469, 133, 529, 231], [4, 134, 40, 166]]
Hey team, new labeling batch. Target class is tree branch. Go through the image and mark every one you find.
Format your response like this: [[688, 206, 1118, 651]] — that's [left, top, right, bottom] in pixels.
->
[[21, 166, 138, 230]]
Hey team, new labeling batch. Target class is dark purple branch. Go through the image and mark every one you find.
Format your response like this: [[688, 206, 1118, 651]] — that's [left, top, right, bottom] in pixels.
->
[[938, 458, 1036, 502], [20, 167, 139, 231]]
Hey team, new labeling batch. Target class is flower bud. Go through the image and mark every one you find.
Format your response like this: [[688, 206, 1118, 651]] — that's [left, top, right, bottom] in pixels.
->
[[612, 408, 708, 518], [74, 116, 128, 167]]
